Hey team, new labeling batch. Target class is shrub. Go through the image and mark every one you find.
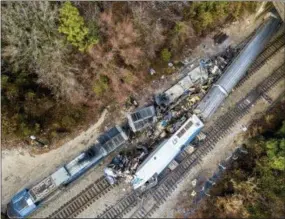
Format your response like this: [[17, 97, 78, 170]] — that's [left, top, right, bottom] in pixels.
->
[[2, 1, 86, 103], [161, 48, 171, 62], [93, 74, 110, 96], [1, 75, 9, 88], [58, 2, 99, 52], [123, 72, 134, 84], [61, 115, 76, 128], [25, 91, 36, 101], [171, 21, 195, 52], [185, 2, 260, 35], [1, 113, 18, 137], [174, 22, 187, 34]]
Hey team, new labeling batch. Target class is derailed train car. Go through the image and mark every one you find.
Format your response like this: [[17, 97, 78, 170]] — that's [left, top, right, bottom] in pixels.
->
[[7, 126, 128, 218], [131, 114, 204, 190], [196, 14, 281, 120], [6, 13, 281, 218], [130, 14, 281, 191]]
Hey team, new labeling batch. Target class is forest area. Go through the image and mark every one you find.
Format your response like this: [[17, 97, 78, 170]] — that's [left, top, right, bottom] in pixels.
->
[[191, 99, 285, 218], [1, 2, 260, 148]]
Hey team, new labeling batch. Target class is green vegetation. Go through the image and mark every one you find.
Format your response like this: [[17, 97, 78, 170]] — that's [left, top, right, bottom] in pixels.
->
[[246, 125, 285, 218], [93, 75, 110, 96], [123, 71, 135, 84], [58, 2, 99, 52], [185, 2, 260, 35], [160, 48, 172, 62], [1, 2, 88, 144], [174, 22, 187, 34], [196, 119, 285, 218], [1, 2, 260, 148]]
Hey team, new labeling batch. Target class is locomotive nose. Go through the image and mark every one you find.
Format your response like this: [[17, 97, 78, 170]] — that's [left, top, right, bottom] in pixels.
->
[[6, 203, 21, 218]]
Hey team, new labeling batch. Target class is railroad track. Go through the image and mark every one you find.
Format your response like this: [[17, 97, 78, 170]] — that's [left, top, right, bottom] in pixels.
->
[[98, 64, 285, 219], [236, 33, 285, 88], [46, 28, 284, 219], [48, 176, 115, 218]]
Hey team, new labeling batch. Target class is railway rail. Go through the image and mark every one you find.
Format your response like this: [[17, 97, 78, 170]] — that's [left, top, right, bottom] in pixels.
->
[[45, 31, 284, 219], [48, 177, 114, 218], [46, 137, 161, 219], [98, 63, 285, 218]]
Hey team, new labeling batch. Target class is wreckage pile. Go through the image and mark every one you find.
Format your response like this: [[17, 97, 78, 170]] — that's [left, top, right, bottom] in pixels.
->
[[104, 46, 240, 185], [162, 46, 240, 116], [104, 145, 149, 184]]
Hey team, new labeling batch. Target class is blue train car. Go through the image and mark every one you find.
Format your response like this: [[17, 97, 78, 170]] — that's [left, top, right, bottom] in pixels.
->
[[7, 167, 70, 218], [7, 126, 128, 218], [63, 145, 108, 184]]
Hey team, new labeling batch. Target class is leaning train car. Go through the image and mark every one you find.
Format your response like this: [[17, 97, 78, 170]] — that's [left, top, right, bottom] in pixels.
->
[[196, 14, 281, 120], [131, 114, 204, 190], [7, 126, 128, 218], [154, 66, 208, 109]]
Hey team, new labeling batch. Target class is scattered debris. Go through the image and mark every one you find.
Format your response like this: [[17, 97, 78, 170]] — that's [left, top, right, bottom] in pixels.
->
[[213, 31, 229, 44], [149, 68, 156, 75], [196, 132, 206, 141], [191, 190, 197, 197], [185, 145, 195, 154], [125, 96, 139, 109], [241, 125, 248, 132], [191, 179, 197, 187], [104, 145, 149, 184], [104, 45, 241, 186]]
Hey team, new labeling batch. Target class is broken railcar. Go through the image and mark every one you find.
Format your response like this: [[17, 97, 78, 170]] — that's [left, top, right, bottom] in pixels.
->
[[155, 66, 208, 109], [127, 106, 157, 133], [196, 14, 281, 120], [131, 114, 204, 190], [7, 126, 128, 218], [97, 125, 129, 153]]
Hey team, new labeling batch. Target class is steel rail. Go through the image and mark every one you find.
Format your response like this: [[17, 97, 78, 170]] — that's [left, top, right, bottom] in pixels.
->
[[46, 31, 284, 219]]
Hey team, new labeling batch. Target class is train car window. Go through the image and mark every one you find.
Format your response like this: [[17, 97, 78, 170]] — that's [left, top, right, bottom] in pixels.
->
[[113, 137, 120, 145], [177, 128, 187, 138], [116, 134, 124, 143], [184, 121, 193, 130], [141, 109, 147, 117], [146, 108, 153, 116], [131, 112, 142, 121]]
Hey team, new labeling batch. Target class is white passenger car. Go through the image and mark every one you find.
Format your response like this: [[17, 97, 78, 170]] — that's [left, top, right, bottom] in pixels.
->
[[131, 114, 204, 190]]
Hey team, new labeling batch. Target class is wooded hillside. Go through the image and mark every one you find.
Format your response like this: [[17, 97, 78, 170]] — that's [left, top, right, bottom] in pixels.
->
[[191, 100, 285, 218], [1, 2, 260, 147]]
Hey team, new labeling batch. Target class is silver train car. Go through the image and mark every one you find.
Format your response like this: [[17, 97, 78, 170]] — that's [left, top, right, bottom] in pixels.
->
[[196, 15, 281, 120]]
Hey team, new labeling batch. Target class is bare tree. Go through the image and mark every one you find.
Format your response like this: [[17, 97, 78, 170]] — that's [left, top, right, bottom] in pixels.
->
[[2, 2, 86, 103]]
